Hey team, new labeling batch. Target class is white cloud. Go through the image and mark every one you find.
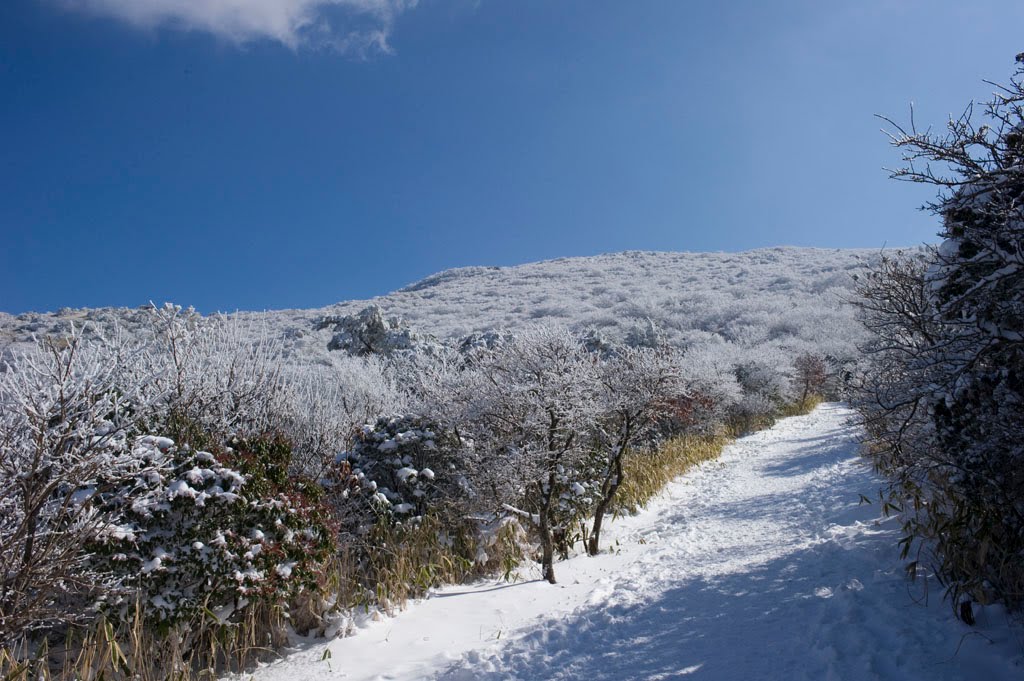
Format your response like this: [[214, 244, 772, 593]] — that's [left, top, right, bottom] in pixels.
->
[[57, 0, 418, 53]]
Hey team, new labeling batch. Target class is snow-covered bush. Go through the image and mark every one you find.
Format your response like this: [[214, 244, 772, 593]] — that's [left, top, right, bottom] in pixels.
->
[[329, 415, 467, 534], [0, 328, 148, 644], [88, 434, 334, 626], [137, 304, 289, 448], [317, 305, 442, 357], [323, 415, 503, 610], [729, 352, 793, 433], [277, 355, 404, 478], [668, 341, 745, 434], [858, 55, 1024, 616]]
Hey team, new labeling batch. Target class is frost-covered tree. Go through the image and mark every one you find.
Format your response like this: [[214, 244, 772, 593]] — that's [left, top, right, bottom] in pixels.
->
[[278, 355, 404, 478], [466, 326, 600, 583], [793, 353, 828, 404], [317, 305, 441, 357], [587, 345, 681, 555]]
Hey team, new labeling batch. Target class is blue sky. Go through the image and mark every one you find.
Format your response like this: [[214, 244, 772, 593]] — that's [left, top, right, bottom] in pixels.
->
[[1, 1, 1022, 313]]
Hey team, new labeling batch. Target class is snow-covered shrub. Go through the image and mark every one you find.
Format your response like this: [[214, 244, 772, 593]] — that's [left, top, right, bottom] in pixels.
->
[[857, 56, 1024, 615], [624, 318, 665, 349], [456, 330, 514, 354], [88, 434, 334, 626], [324, 416, 497, 609], [670, 341, 744, 434], [139, 304, 289, 447], [317, 305, 442, 357], [329, 415, 467, 534], [277, 355, 404, 478], [0, 328, 148, 644], [729, 355, 792, 433]]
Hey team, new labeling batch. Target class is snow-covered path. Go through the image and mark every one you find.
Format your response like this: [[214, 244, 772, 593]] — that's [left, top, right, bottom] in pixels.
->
[[249, 404, 1023, 681]]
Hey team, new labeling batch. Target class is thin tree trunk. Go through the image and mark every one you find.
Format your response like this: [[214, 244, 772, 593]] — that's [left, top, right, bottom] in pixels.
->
[[538, 473, 557, 584], [588, 453, 623, 556], [589, 420, 631, 556]]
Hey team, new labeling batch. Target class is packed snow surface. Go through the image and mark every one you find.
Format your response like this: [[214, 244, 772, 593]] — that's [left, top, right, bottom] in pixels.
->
[[248, 404, 1024, 680]]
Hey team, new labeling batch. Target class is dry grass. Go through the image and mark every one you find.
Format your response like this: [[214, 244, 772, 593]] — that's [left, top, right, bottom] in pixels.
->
[[333, 516, 478, 615], [318, 514, 525, 627], [0, 600, 289, 681], [615, 396, 823, 515], [0, 518, 525, 681], [778, 395, 823, 419], [613, 433, 732, 515]]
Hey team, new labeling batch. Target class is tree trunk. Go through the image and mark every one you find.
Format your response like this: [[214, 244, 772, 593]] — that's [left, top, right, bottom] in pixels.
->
[[538, 510, 556, 584], [589, 422, 630, 556], [587, 503, 606, 557], [538, 474, 557, 584], [588, 453, 623, 556]]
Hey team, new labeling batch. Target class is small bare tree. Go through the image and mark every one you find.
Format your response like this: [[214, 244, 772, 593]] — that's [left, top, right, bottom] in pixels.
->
[[793, 353, 828, 404], [587, 345, 680, 555]]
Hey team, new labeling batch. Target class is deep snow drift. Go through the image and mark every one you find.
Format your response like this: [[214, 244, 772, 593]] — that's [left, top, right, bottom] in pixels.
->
[[245, 405, 1023, 680]]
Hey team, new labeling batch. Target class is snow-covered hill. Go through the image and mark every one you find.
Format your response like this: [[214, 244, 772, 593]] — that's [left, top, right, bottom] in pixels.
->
[[1, 247, 875, 364], [242, 405, 1024, 681]]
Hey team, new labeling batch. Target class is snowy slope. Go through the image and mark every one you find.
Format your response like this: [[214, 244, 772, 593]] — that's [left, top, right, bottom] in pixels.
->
[[244, 405, 1023, 681], [0, 248, 875, 365]]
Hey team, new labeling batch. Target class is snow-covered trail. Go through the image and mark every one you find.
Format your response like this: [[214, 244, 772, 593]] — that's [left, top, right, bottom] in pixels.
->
[[249, 404, 1023, 681]]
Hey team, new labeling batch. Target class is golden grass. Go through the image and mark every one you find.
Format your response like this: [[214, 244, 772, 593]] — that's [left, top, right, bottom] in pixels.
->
[[0, 601, 287, 681], [615, 395, 823, 515], [613, 433, 732, 515], [333, 516, 477, 615], [777, 395, 823, 419]]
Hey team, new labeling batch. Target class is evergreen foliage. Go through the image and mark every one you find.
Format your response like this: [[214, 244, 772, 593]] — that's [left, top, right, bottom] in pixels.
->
[[857, 55, 1024, 615]]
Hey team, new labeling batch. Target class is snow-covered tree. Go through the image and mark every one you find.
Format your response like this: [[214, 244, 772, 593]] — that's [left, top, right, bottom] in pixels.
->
[[587, 344, 681, 555], [317, 305, 441, 357], [859, 55, 1024, 614], [793, 353, 828, 404], [465, 326, 601, 583]]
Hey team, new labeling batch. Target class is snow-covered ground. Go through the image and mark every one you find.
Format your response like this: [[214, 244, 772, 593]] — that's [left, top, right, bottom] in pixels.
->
[[246, 404, 1023, 681], [1, 248, 874, 365]]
